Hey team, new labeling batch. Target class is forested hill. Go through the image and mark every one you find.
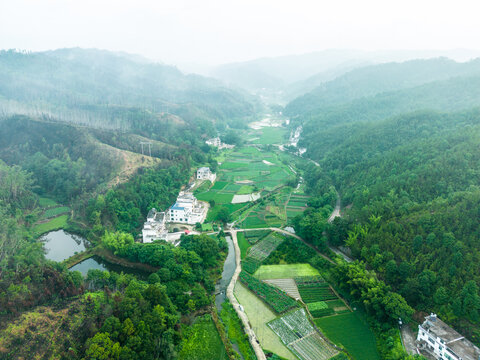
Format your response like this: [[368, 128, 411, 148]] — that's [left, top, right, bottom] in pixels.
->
[[0, 48, 258, 129], [300, 107, 480, 340], [285, 57, 480, 117]]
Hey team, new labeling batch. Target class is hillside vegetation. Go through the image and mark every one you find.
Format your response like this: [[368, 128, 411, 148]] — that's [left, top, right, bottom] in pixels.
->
[[286, 57, 480, 344]]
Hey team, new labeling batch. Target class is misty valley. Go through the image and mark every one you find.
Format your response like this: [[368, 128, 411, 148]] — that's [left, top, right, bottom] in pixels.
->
[[2, 47, 480, 360]]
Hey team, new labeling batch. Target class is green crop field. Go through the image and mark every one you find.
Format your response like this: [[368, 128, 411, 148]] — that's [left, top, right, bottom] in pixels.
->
[[298, 283, 338, 303], [33, 215, 68, 237], [38, 197, 58, 208], [256, 128, 287, 145], [234, 282, 296, 360], [41, 206, 70, 219], [237, 232, 250, 259], [254, 264, 320, 280], [238, 185, 255, 194], [211, 181, 228, 190], [315, 312, 380, 360], [196, 192, 234, 204], [220, 162, 249, 169], [178, 314, 228, 360]]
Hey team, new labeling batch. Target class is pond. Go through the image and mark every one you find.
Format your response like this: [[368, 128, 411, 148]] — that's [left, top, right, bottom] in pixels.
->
[[70, 256, 150, 279], [215, 235, 237, 311], [41, 230, 88, 262], [41, 230, 150, 279]]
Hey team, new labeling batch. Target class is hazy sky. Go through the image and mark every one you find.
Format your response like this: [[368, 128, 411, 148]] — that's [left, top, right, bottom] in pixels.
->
[[1, 0, 479, 65]]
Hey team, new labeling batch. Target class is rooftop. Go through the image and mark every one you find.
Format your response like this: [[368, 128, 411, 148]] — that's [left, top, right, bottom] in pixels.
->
[[198, 167, 210, 171], [420, 314, 480, 360], [171, 203, 185, 211]]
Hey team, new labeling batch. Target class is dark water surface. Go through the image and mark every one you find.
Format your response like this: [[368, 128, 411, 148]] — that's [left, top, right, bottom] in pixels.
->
[[41, 230, 149, 279], [41, 230, 87, 262], [215, 236, 237, 311], [70, 255, 150, 279]]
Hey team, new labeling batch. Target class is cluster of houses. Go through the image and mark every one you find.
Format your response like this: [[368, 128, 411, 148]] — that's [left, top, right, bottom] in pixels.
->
[[416, 313, 480, 360], [206, 137, 235, 149], [141, 167, 214, 243]]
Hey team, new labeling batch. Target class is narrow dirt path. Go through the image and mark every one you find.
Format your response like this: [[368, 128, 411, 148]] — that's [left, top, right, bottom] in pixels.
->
[[226, 230, 267, 360]]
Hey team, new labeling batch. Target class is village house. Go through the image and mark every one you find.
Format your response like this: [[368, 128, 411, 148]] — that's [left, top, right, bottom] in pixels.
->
[[205, 137, 221, 147], [142, 208, 167, 243], [197, 167, 216, 182], [205, 137, 235, 149], [167, 191, 206, 224], [417, 313, 480, 360]]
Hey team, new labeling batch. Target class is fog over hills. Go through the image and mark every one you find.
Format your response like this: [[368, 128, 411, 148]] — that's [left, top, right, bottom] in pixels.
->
[[192, 48, 480, 103]]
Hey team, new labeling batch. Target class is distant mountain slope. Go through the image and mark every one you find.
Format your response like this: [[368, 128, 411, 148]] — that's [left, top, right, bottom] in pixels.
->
[[0, 48, 258, 130], [285, 58, 480, 117], [209, 49, 480, 102], [298, 75, 480, 152]]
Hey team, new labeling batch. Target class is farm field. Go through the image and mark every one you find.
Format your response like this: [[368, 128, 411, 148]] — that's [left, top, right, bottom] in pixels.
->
[[239, 271, 298, 313], [254, 127, 287, 145], [315, 312, 380, 360], [298, 283, 337, 303], [263, 278, 300, 300], [255, 264, 320, 280], [237, 231, 250, 259], [243, 230, 271, 244], [268, 309, 338, 360], [41, 206, 70, 220], [178, 314, 228, 360], [234, 282, 296, 360], [246, 233, 285, 261], [38, 196, 58, 207], [200, 145, 296, 225], [33, 215, 69, 237]]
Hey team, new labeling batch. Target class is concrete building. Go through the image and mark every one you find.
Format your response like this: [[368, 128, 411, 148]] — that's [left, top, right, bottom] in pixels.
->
[[142, 208, 167, 243], [205, 137, 235, 149], [168, 191, 206, 224], [197, 167, 216, 182], [417, 313, 480, 360], [206, 137, 221, 147]]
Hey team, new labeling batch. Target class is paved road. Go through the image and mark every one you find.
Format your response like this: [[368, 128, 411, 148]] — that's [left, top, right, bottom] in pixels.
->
[[226, 230, 267, 360], [328, 195, 341, 223], [401, 324, 418, 355]]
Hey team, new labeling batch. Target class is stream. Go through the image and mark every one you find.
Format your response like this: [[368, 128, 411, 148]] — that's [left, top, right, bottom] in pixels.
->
[[215, 235, 237, 312]]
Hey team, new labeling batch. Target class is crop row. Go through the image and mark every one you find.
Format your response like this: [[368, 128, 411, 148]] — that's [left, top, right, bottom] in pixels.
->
[[267, 309, 314, 345], [288, 332, 338, 360], [299, 287, 338, 303], [309, 308, 335, 318], [307, 301, 328, 311], [241, 258, 261, 274], [42, 206, 70, 219], [239, 271, 297, 313], [294, 276, 325, 285], [247, 234, 284, 261]]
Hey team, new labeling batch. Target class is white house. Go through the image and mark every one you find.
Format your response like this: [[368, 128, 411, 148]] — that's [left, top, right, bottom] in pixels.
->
[[197, 167, 216, 182], [142, 208, 167, 243], [206, 137, 235, 149], [417, 313, 480, 360], [168, 192, 206, 224], [206, 137, 221, 147]]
